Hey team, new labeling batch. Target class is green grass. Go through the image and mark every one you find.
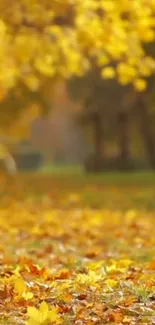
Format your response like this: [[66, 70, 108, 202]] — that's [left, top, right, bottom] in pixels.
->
[[21, 165, 154, 211], [40, 164, 155, 186], [13, 164, 155, 213], [41, 164, 83, 175]]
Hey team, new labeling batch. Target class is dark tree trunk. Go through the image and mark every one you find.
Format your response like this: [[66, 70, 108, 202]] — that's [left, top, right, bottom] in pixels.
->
[[117, 111, 131, 167], [136, 94, 155, 169], [93, 112, 104, 158], [84, 111, 104, 172]]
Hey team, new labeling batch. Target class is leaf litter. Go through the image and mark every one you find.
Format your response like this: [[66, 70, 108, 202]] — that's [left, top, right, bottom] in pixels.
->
[[0, 175, 154, 324]]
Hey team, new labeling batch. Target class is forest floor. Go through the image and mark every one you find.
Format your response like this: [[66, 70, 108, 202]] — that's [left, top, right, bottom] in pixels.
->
[[0, 171, 155, 325]]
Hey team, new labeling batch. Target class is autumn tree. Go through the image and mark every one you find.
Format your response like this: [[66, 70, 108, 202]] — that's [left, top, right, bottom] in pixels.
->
[[0, 0, 154, 91], [0, 0, 155, 171]]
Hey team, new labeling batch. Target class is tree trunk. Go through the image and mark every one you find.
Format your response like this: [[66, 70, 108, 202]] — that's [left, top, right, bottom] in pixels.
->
[[136, 94, 155, 169], [117, 111, 131, 167], [84, 112, 104, 172], [93, 112, 104, 158]]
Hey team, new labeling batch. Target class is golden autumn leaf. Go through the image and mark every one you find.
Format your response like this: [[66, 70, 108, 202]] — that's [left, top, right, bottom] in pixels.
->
[[13, 276, 33, 301], [76, 270, 102, 285], [105, 279, 118, 287], [27, 301, 61, 325], [134, 78, 147, 91], [14, 277, 27, 295], [101, 67, 115, 79]]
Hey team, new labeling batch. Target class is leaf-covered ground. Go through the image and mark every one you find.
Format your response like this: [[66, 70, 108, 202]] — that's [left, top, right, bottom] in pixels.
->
[[0, 173, 155, 325]]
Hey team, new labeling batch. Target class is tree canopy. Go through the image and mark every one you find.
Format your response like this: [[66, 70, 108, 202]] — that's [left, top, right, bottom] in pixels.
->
[[0, 0, 155, 95]]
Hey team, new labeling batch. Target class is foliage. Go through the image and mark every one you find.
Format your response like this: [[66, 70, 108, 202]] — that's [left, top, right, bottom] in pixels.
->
[[0, 173, 154, 324], [0, 0, 155, 146], [0, 0, 155, 94]]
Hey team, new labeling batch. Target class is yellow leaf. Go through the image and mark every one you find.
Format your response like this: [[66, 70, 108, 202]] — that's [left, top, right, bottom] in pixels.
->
[[101, 1, 115, 11], [76, 270, 102, 285], [105, 279, 118, 287], [27, 306, 39, 323], [22, 291, 34, 300], [48, 307, 61, 323], [27, 302, 61, 325], [125, 210, 137, 221], [106, 264, 117, 273], [24, 75, 40, 91], [13, 265, 21, 277], [117, 64, 137, 81], [98, 55, 110, 66], [134, 78, 147, 91], [0, 20, 6, 36], [39, 302, 49, 323], [118, 259, 133, 268], [141, 30, 155, 42], [14, 277, 27, 295], [101, 67, 115, 79], [39, 301, 49, 313]]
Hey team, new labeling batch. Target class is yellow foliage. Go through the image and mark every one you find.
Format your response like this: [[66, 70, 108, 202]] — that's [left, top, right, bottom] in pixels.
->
[[0, 0, 154, 91], [4, 102, 41, 141], [117, 64, 137, 83], [0, 0, 154, 140]]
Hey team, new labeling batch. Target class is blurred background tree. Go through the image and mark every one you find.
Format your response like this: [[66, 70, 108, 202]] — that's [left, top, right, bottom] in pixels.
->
[[68, 72, 155, 171]]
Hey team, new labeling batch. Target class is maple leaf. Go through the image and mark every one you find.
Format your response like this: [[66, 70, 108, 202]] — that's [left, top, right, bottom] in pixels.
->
[[27, 301, 61, 325], [105, 279, 118, 288], [13, 277, 34, 300], [76, 270, 102, 285], [14, 277, 27, 295]]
